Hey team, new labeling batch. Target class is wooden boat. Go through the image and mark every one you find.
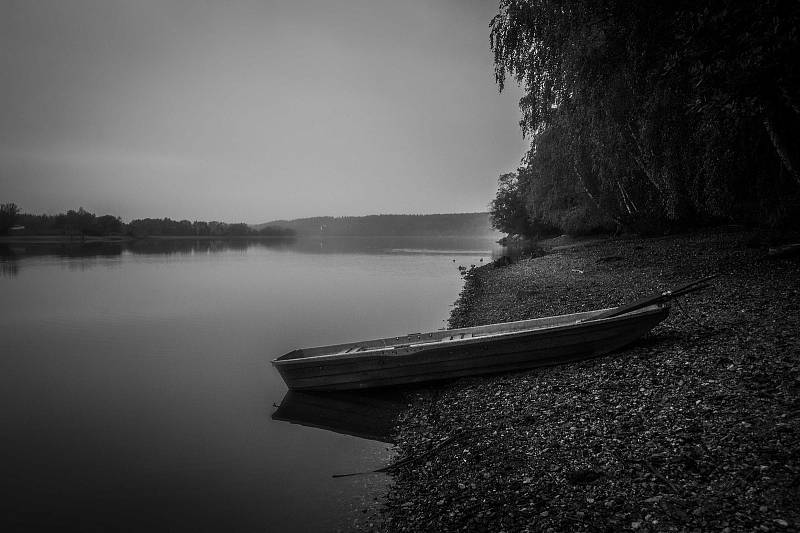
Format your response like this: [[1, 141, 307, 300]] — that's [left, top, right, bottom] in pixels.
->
[[271, 276, 715, 391], [272, 304, 668, 391]]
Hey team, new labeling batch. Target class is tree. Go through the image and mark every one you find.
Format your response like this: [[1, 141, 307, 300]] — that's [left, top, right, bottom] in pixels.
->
[[489, 0, 800, 231], [62, 208, 96, 236], [94, 215, 124, 235], [490, 0, 678, 227], [521, 125, 615, 234], [490, 173, 537, 236], [0, 203, 20, 234], [672, 1, 800, 184]]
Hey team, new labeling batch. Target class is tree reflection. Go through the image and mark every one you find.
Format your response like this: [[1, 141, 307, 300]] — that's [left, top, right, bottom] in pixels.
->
[[0, 259, 19, 278], [0, 237, 297, 275], [0, 245, 19, 278]]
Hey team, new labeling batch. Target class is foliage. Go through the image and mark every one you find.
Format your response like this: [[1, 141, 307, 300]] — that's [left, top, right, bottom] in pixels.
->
[[14, 208, 123, 236], [489, 0, 800, 236], [257, 213, 497, 237], [3, 205, 294, 238], [521, 125, 615, 235], [126, 218, 293, 237], [257, 226, 295, 237], [0, 203, 20, 234], [489, 173, 536, 236]]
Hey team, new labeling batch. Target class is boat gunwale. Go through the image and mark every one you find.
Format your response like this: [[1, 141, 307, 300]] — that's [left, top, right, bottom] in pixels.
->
[[272, 304, 668, 366]]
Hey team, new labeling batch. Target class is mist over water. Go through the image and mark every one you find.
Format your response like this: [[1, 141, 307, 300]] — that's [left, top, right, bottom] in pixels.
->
[[0, 236, 497, 531]]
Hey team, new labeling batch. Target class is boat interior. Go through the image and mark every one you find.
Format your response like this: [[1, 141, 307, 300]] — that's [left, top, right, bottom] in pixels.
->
[[274, 304, 665, 362]]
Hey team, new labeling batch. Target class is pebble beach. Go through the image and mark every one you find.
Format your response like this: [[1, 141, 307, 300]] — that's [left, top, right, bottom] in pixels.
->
[[377, 230, 800, 532]]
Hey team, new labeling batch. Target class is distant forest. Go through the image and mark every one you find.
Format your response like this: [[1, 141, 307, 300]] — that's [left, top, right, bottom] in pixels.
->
[[489, 0, 800, 237], [1, 205, 495, 239], [256, 213, 498, 237], [0, 204, 294, 238]]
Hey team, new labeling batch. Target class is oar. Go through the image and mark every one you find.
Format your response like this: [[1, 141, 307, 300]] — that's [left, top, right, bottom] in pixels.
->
[[583, 273, 718, 322], [661, 273, 719, 297]]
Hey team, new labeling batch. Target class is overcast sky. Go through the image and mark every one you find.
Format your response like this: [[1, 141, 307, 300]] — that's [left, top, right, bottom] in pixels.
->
[[0, 0, 527, 223]]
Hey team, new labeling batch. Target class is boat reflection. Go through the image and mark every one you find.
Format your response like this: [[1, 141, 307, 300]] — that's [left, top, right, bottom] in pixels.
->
[[271, 390, 406, 443]]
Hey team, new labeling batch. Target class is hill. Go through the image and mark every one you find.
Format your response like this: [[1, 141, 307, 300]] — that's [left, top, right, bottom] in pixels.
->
[[254, 213, 499, 237]]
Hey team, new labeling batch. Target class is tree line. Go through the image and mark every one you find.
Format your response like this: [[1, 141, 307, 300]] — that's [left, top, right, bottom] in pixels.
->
[[258, 213, 497, 237], [0, 203, 294, 238], [489, 0, 799, 237]]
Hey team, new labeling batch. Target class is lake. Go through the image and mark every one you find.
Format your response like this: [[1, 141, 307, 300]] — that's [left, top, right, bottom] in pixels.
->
[[0, 236, 499, 532]]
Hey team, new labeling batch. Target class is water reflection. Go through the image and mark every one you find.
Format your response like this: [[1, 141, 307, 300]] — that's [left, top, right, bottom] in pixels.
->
[[0, 238, 295, 276], [272, 390, 406, 443], [0, 237, 293, 259], [0, 235, 483, 530], [0, 236, 505, 259], [125, 237, 293, 255], [0, 257, 19, 277], [287, 236, 501, 256], [1, 235, 503, 277]]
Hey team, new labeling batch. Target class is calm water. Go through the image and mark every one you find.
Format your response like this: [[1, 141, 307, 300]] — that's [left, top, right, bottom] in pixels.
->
[[0, 237, 497, 532]]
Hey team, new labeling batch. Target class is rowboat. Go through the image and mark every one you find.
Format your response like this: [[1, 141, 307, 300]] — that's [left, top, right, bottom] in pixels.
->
[[271, 276, 715, 391], [272, 304, 668, 391]]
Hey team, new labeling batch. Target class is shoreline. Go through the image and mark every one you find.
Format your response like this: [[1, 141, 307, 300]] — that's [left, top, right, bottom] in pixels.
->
[[379, 230, 800, 532], [0, 234, 498, 245]]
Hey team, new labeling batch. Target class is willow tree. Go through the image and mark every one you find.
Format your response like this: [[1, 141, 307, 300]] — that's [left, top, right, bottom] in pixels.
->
[[490, 0, 800, 231]]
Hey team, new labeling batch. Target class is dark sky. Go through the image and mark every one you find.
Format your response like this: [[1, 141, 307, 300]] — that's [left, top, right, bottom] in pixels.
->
[[0, 0, 527, 223]]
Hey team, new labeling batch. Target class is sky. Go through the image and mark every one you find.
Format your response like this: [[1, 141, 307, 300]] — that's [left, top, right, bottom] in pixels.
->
[[0, 0, 528, 223]]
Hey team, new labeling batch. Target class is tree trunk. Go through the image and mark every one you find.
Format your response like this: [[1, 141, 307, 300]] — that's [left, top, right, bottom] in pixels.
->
[[626, 123, 664, 196], [779, 83, 800, 119], [572, 159, 625, 227], [763, 102, 800, 187], [572, 160, 602, 208]]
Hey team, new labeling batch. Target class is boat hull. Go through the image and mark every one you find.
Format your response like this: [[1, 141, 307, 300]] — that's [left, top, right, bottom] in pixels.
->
[[273, 305, 669, 391]]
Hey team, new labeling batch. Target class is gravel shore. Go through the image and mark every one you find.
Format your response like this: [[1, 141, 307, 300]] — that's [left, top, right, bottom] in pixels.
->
[[378, 230, 800, 532]]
